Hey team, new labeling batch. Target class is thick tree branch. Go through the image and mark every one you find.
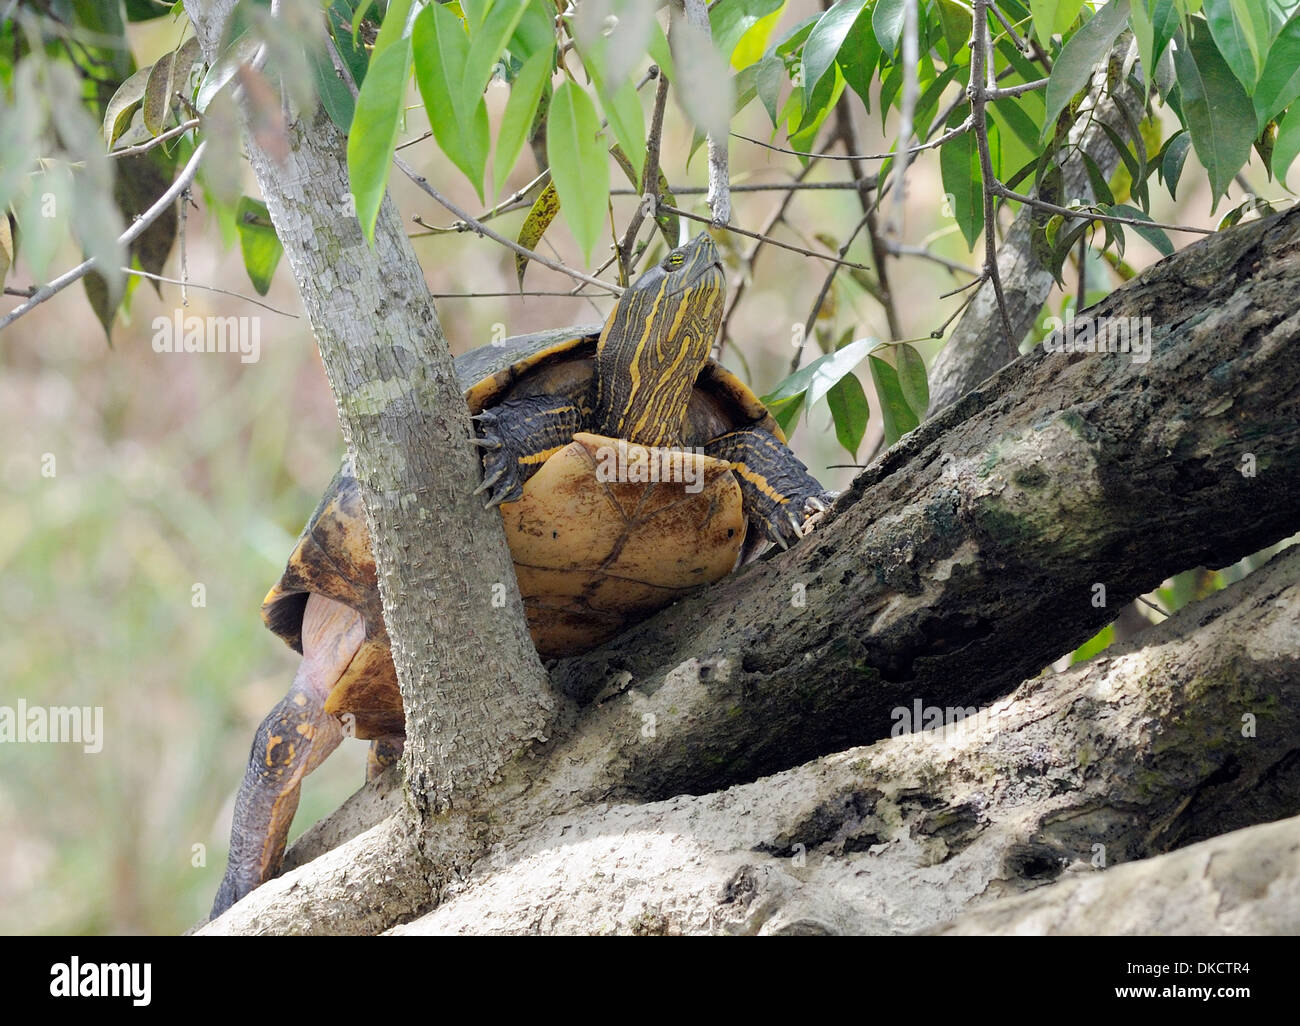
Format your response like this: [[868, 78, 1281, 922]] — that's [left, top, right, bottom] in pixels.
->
[[211, 541, 1300, 934], [201, 210, 1300, 934]]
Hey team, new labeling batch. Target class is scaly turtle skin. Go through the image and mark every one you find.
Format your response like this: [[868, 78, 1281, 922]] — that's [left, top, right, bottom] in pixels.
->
[[211, 233, 832, 918]]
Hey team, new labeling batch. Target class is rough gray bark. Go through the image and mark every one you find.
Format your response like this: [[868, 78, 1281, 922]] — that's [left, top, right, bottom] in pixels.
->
[[185, 2, 553, 815], [930, 815, 1300, 936], [200, 208, 1300, 935], [207, 540, 1300, 935], [927, 37, 1145, 414]]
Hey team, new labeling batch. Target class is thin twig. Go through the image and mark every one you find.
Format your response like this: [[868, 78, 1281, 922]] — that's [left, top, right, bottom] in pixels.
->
[[396, 156, 624, 296], [939, 273, 986, 300], [396, 130, 432, 151], [835, 98, 901, 340], [659, 203, 876, 272], [612, 180, 872, 195], [992, 183, 1214, 234], [886, 0, 919, 240], [675, 0, 730, 225], [0, 140, 208, 332], [411, 168, 549, 233], [716, 159, 821, 359], [989, 1, 1030, 52], [427, 289, 606, 298], [885, 242, 979, 277], [796, 213, 872, 373], [108, 118, 201, 159], [732, 118, 971, 161], [930, 274, 986, 336], [986, 77, 1049, 100], [617, 68, 669, 283], [970, 0, 1015, 348], [123, 267, 299, 316]]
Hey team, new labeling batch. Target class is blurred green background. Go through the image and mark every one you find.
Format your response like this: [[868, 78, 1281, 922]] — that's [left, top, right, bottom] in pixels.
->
[[0, 6, 1245, 935]]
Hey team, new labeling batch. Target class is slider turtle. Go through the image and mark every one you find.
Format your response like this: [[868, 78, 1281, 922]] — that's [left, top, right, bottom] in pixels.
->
[[211, 233, 832, 917]]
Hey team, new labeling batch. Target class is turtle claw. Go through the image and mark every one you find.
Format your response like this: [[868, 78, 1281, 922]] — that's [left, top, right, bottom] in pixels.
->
[[474, 467, 505, 496]]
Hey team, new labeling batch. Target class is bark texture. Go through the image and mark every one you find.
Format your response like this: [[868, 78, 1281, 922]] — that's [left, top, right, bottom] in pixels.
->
[[208, 542, 1300, 934], [185, 1, 554, 817], [199, 208, 1300, 935]]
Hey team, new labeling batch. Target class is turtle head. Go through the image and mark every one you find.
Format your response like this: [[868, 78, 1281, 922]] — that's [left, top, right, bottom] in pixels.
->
[[594, 232, 726, 445]]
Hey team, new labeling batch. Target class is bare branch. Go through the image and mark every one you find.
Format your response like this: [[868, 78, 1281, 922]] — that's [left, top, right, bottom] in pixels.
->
[[659, 202, 876, 272], [970, 0, 1015, 347], [396, 156, 624, 296], [0, 140, 208, 333], [108, 118, 201, 159]]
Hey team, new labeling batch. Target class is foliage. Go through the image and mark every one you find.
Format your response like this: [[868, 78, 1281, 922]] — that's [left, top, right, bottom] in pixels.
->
[[6, 0, 1300, 456]]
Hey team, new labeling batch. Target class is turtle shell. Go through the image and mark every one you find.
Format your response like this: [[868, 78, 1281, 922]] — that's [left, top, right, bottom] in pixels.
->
[[260, 325, 783, 729]]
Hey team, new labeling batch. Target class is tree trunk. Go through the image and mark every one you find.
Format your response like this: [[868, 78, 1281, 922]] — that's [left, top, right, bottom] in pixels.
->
[[184, 1, 554, 822]]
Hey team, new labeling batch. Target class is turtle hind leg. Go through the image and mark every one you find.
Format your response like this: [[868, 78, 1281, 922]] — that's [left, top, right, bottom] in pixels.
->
[[472, 394, 587, 507], [366, 735, 405, 782], [210, 595, 362, 920], [705, 428, 835, 550]]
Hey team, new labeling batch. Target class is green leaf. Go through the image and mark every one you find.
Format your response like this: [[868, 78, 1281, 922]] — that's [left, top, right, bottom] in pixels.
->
[[103, 65, 151, 146], [348, 39, 413, 243], [802, 0, 867, 95], [509, 0, 558, 62], [872, 0, 906, 58], [792, 62, 845, 149], [235, 196, 284, 295], [1030, 0, 1085, 44], [1204, 0, 1267, 91], [732, 2, 786, 68], [308, 39, 355, 131], [767, 392, 806, 437], [464, 0, 531, 117], [1253, 12, 1300, 133], [762, 337, 875, 416], [826, 372, 870, 459], [195, 32, 259, 113], [940, 107, 983, 249], [414, 5, 489, 201], [1173, 24, 1256, 210], [936, 0, 972, 60], [838, 5, 880, 111], [1273, 107, 1300, 187], [1106, 202, 1174, 255], [414, 2, 473, 129], [494, 47, 551, 196], [142, 50, 176, 136], [756, 52, 784, 123], [896, 343, 929, 417], [868, 354, 920, 446], [329, 1, 369, 88], [592, 70, 646, 183], [547, 81, 607, 261], [515, 180, 560, 286], [710, 0, 784, 67], [1159, 129, 1192, 198], [373, 0, 415, 59], [1042, 0, 1131, 140]]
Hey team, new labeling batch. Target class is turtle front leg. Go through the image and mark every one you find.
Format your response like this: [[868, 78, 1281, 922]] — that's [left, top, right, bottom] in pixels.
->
[[472, 394, 587, 507], [210, 594, 362, 920], [705, 428, 834, 549]]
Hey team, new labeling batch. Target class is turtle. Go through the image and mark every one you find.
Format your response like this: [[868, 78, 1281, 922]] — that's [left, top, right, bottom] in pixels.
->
[[210, 232, 833, 918]]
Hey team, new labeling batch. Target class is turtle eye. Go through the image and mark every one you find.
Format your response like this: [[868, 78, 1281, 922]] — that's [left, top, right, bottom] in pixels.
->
[[664, 252, 686, 270]]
